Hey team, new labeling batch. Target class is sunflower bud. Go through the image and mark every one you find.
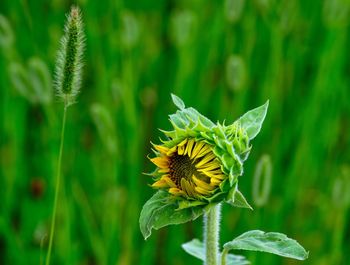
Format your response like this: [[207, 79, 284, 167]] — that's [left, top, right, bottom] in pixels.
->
[[148, 94, 267, 207], [140, 94, 268, 239], [54, 6, 85, 106]]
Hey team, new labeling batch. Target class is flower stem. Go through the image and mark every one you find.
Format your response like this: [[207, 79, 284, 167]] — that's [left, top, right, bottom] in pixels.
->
[[45, 104, 68, 265], [204, 203, 221, 265]]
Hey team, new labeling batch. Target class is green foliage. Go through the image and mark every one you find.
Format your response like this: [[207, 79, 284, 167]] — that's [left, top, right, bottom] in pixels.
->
[[182, 239, 249, 265], [182, 230, 308, 264], [139, 191, 206, 240], [223, 230, 309, 261], [237, 101, 269, 140], [171, 93, 186, 110], [226, 185, 252, 210]]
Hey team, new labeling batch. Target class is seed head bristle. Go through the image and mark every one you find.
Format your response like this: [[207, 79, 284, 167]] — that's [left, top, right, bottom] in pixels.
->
[[54, 5, 85, 106]]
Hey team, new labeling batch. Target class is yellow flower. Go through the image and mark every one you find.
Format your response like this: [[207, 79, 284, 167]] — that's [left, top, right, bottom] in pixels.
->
[[150, 138, 225, 199]]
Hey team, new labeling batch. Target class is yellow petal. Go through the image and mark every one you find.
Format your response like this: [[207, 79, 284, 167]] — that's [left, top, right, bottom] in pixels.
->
[[210, 178, 222, 185], [195, 186, 212, 196], [192, 175, 216, 191], [199, 170, 225, 180], [191, 141, 205, 159], [186, 139, 195, 157], [153, 144, 169, 154], [181, 178, 196, 197], [162, 175, 177, 188], [169, 187, 185, 196], [150, 157, 169, 168], [210, 169, 224, 174], [196, 146, 212, 159], [158, 168, 170, 173], [198, 161, 221, 172], [195, 153, 216, 168], [152, 179, 168, 188], [167, 146, 177, 156], [178, 144, 185, 155], [177, 139, 188, 147]]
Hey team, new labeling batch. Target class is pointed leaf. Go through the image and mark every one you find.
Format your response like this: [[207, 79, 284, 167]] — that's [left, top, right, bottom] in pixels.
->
[[182, 239, 249, 265], [226, 186, 253, 210], [185, 107, 215, 128], [139, 191, 205, 240], [238, 101, 269, 140], [223, 230, 308, 260], [171, 93, 185, 110]]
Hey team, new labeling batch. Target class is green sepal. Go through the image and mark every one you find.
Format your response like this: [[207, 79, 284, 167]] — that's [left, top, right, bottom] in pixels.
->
[[226, 185, 253, 210]]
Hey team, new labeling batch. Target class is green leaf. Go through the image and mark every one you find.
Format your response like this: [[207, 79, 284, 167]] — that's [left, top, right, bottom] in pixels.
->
[[223, 230, 309, 260], [238, 101, 269, 140], [171, 93, 185, 110], [226, 186, 253, 210], [181, 239, 204, 260], [226, 254, 250, 265], [182, 239, 249, 265], [139, 191, 205, 240], [170, 113, 188, 129]]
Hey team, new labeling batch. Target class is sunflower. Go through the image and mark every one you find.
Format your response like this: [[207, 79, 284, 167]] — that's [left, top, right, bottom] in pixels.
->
[[141, 94, 268, 240], [151, 139, 224, 198], [146, 94, 265, 207]]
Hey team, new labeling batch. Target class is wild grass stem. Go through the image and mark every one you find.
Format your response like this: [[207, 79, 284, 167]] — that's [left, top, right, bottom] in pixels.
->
[[45, 103, 67, 265]]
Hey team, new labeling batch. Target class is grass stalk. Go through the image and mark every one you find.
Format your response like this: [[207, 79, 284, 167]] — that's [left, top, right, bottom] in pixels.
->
[[45, 102, 68, 265]]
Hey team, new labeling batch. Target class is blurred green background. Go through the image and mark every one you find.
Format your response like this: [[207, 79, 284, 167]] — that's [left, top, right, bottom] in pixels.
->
[[1, 0, 350, 264]]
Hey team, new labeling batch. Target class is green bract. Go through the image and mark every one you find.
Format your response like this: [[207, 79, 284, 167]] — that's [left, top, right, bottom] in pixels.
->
[[140, 94, 268, 239]]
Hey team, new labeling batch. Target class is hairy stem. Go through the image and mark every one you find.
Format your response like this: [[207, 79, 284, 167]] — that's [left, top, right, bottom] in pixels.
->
[[45, 104, 68, 265], [204, 203, 221, 265]]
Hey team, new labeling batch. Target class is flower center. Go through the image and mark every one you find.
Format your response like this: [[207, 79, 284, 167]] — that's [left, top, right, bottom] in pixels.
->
[[169, 154, 210, 188]]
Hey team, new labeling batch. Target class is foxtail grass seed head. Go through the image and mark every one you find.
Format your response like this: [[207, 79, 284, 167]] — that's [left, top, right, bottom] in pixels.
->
[[147, 95, 267, 208], [55, 6, 85, 106]]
